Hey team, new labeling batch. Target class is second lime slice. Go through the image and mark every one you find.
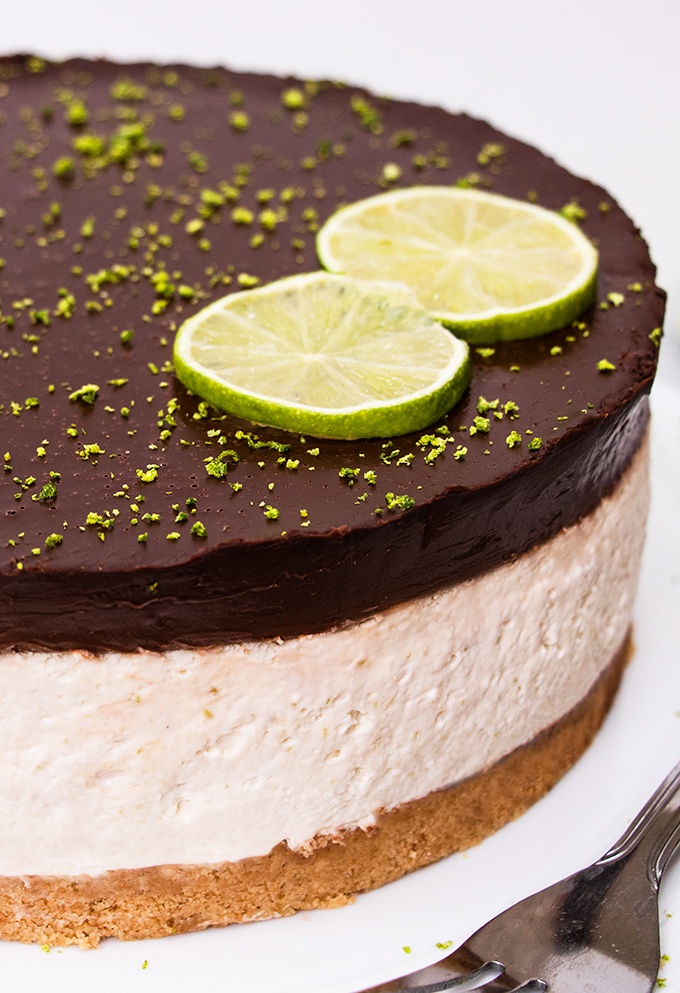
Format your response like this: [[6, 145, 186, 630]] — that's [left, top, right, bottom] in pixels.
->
[[317, 187, 598, 344], [173, 273, 471, 439]]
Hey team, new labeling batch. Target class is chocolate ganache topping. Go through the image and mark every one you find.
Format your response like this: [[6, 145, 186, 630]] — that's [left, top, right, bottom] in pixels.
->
[[0, 57, 664, 652]]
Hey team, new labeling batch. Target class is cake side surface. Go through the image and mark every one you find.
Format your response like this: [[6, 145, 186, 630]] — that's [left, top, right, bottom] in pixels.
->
[[0, 56, 663, 652], [0, 631, 631, 947], [0, 432, 648, 879]]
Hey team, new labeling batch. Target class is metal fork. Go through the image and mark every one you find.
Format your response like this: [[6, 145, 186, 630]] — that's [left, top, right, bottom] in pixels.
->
[[360, 759, 680, 992]]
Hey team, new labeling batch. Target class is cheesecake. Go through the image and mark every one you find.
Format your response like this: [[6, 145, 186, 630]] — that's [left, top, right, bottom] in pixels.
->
[[0, 55, 664, 946]]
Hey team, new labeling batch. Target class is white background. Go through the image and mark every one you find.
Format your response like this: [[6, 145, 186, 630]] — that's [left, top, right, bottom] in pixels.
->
[[2, 2, 680, 990]]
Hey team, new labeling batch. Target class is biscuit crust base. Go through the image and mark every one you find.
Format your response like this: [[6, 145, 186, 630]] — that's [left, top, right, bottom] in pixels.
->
[[0, 632, 631, 948]]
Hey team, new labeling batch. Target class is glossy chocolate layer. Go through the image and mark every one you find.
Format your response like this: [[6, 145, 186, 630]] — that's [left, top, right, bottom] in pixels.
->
[[0, 57, 664, 651]]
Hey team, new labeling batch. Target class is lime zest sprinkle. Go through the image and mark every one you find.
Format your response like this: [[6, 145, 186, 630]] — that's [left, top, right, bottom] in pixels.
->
[[282, 88, 306, 109], [32, 482, 58, 502], [350, 94, 382, 134], [477, 396, 499, 414], [382, 163, 402, 183], [469, 416, 490, 436], [339, 467, 360, 486], [136, 465, 159, 483], [78, 443, 105, 461], [235, 430, 289, 453], [204, 450, 239, 478], [385, 492, 415, 512], [559, 200, 586, 223], [69, 383, 100, 404]]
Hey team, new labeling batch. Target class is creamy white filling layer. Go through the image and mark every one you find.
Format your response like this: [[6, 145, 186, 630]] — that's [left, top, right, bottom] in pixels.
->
[[0, 440, 648, 876]]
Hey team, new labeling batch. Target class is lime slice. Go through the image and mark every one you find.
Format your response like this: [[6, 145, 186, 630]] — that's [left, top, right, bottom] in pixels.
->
[[173, 272, 471, 439], [317, 187, 598, 344]]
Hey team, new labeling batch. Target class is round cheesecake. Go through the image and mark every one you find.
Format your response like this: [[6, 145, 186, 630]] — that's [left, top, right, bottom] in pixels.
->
[[0, 55, 664, 946]]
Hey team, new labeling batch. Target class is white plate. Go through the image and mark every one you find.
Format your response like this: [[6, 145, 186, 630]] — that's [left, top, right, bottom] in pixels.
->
[[4, 373, 680, 993]]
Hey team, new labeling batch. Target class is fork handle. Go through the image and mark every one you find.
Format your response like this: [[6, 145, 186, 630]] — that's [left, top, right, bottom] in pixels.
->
[[597, 758, 680, 886]]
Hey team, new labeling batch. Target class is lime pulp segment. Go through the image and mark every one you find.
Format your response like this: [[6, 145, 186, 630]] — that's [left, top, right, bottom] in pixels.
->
[[173, 272, 471, 439], [316, 187, 599, 344]]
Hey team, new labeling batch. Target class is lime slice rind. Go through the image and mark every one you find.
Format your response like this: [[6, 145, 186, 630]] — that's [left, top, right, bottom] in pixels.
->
[[435, 266, 597, 342], [316, 187, 599, 344], [173, 272, 472, 440]]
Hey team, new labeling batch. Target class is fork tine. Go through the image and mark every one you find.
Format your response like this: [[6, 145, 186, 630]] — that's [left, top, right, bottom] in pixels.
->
[[362, 959, 505, 992], [426, 961, 507, 991], [508, 982, 548, 992]]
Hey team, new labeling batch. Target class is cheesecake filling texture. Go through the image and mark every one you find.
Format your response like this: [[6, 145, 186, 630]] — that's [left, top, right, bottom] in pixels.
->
[[0, 438, 648, 878]]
